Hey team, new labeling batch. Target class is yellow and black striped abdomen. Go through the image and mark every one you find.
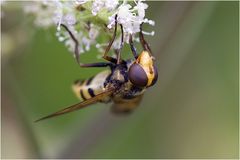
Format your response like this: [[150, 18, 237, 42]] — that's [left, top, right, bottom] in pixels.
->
[[72, 70, 111, 101]]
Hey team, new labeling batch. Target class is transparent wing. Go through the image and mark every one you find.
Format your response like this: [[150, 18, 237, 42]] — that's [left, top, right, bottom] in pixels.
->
[[111, 94, 144, 114], [35, 88, 115, 122]]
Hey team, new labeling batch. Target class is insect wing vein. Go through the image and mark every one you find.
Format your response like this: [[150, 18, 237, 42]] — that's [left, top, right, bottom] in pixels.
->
[[35, 88, 115, 122]]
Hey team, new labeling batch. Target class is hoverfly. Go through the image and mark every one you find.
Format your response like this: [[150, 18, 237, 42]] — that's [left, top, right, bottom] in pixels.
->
[[35, 15, 158, 122]]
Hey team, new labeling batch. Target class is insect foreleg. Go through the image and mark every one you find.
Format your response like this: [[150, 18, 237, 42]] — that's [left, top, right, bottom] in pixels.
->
[[116, 24, 124, 64], [102, 15, 118, 64], [129, 35, 138, 59], [80, 62, 113, 68], [139, 24, 152, 54], [60, 24, 113, 67]]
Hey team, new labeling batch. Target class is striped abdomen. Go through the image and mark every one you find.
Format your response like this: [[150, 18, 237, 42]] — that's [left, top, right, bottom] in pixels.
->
[[72, 70, 111, 102]]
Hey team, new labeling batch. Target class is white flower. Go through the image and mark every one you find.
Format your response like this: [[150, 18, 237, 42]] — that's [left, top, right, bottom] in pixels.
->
[[92, 0, 105, 16], [64, 13, 76, 26], [89, 25, 99, 40], [23, 0, 154, 56], [134, 0, 148, 19], [105, 0, 119, 11], [108, 0, 154, 36], [117, 4, 133, 25], [82, 37, 91, 51], [92, 0, 119, 16]]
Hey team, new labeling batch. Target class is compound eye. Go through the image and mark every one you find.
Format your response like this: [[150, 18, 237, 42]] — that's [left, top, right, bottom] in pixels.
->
[[128, 63, 148, 87]]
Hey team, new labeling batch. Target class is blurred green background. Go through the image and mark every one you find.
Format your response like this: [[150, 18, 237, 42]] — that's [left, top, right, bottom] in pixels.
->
[[1, 1, 239, 159]]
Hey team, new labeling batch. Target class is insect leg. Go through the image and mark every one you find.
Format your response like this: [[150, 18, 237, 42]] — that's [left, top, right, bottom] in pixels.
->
[[80, 62, 113, 68], [102, 14, 118, 64], [116, 24, 124, 64], [129, 35, 138, 59], [139, 24, 152, 54], [60, 24, 113, 67]]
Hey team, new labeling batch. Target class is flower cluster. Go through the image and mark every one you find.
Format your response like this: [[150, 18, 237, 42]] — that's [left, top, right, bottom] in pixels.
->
[[23, 0, 154, 57]]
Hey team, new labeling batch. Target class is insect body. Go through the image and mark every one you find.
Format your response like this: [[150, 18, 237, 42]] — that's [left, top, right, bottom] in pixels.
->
[[72, 70, 111, 102], [35, 15, 158, 122]]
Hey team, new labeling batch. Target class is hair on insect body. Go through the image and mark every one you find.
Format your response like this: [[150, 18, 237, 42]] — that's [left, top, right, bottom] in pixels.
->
[[35, 15, 158, 122]]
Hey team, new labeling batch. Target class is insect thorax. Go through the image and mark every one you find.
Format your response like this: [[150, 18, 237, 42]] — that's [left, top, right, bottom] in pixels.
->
[[105, 61, 146, 100], [105, 64, 128, 89]]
